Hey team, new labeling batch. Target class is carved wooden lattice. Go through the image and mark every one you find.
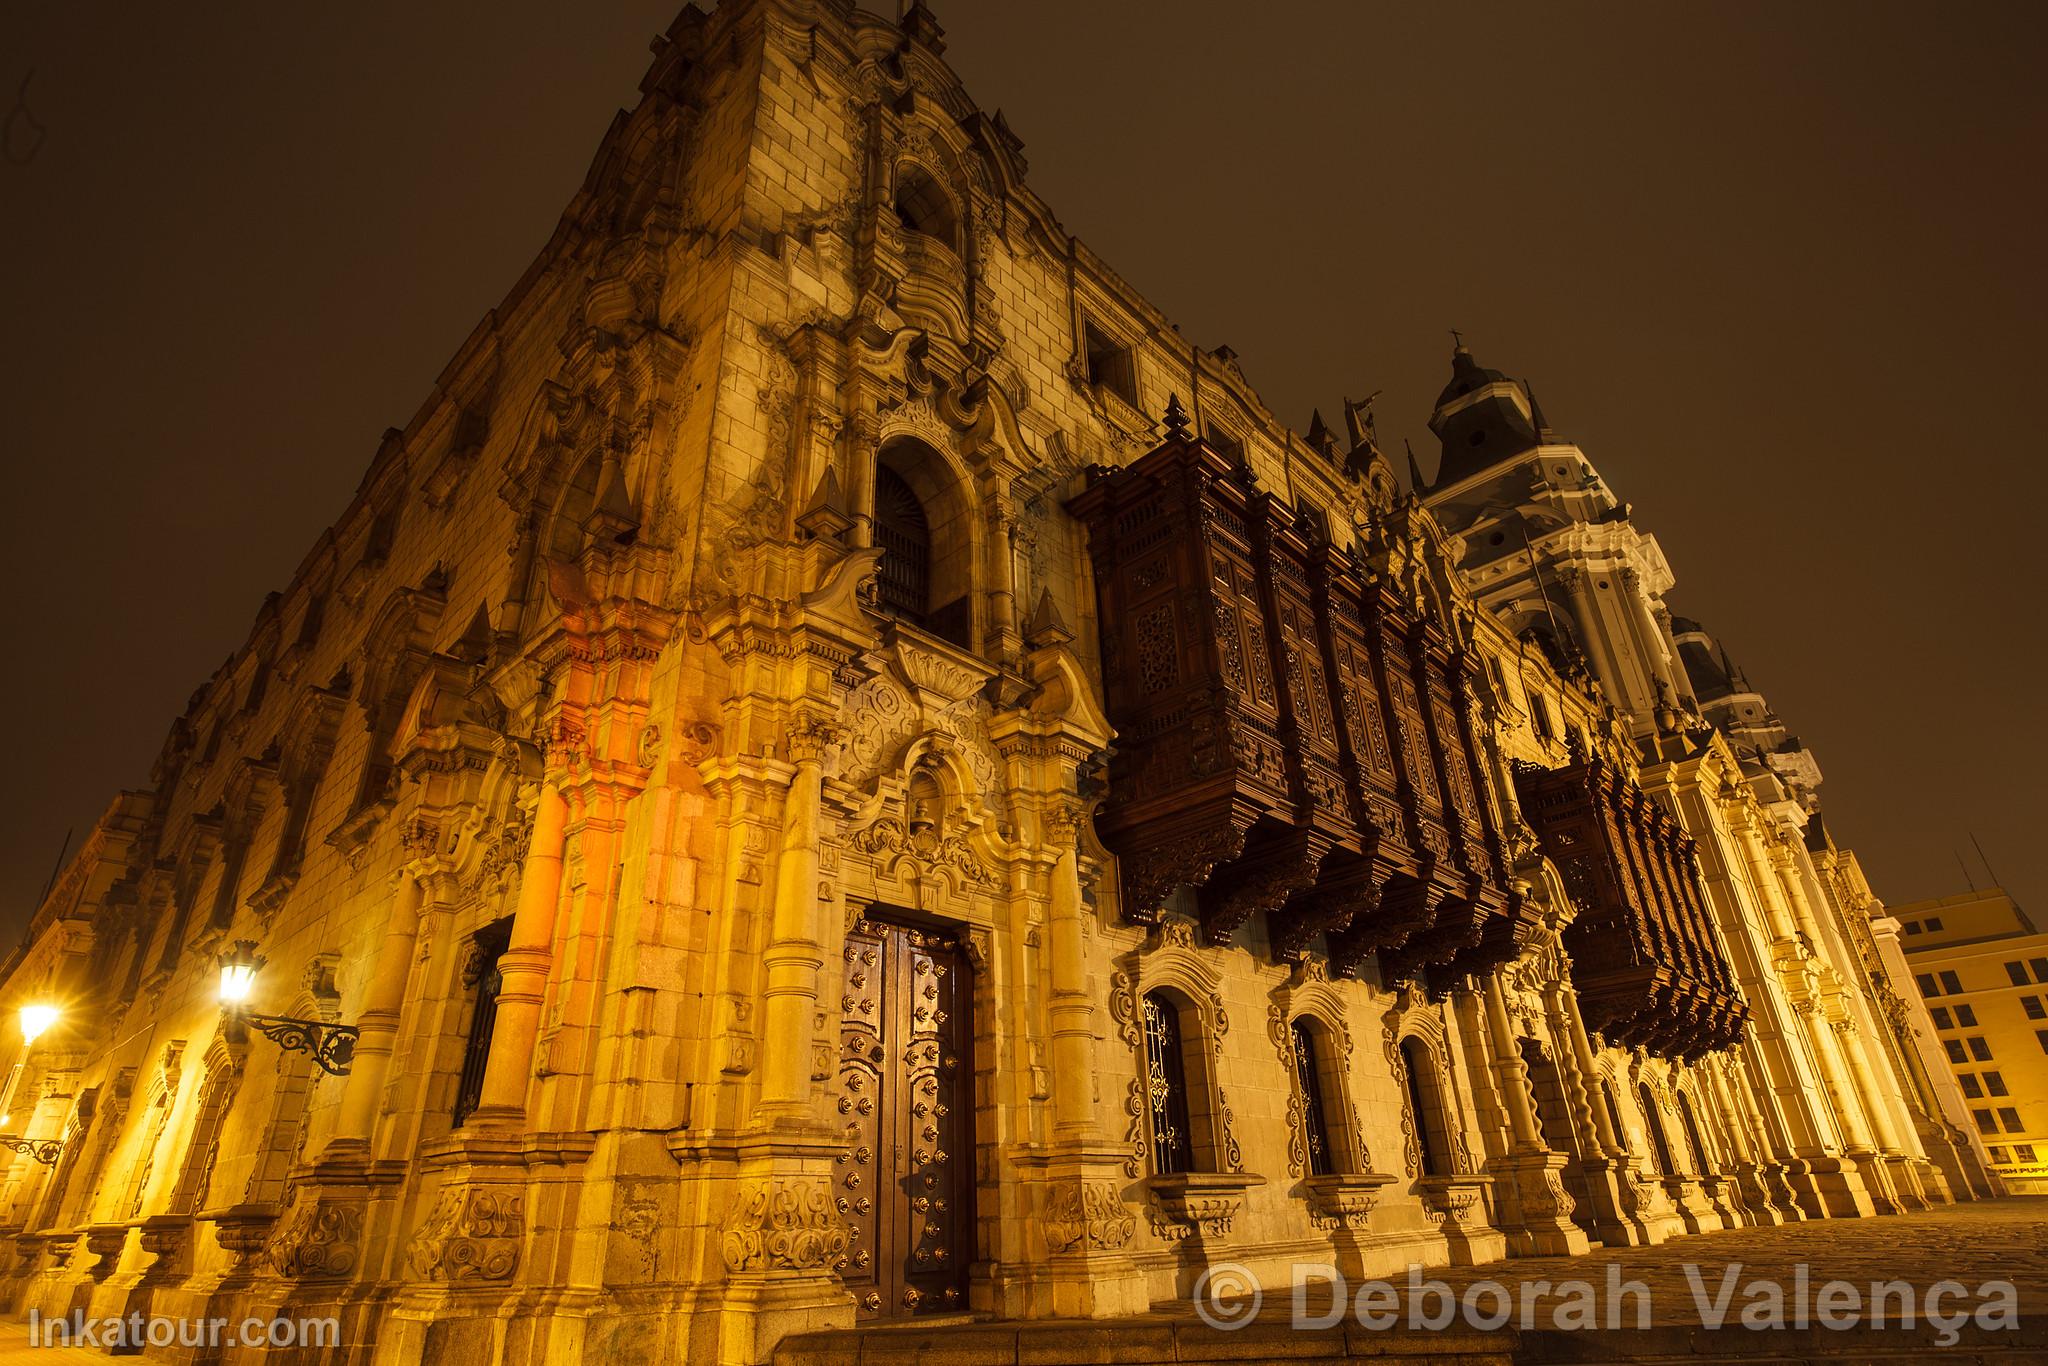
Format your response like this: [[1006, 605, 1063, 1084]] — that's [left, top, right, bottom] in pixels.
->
[[1514, 755, 1747, 1058], [1069, 424, 1524, 982]]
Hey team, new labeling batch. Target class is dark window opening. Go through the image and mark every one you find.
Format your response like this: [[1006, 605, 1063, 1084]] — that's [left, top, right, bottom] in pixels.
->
[[874, 465, 933, 626], [1999, 1106, 2024, 1133], [1084, 321, 1138, 408], [1986, 1071, 2008, 1097], [1930, 1006, 1953, 1030], [1142, 991, 1195, 1176], [1292, 1020, 1336, 1178], [1401, 1038, 1449, 1177], [893, 166, 960, 249], [1925, 916, 1944, 931], [1961, 1074, 1983, 1098], [1639, 1083, 1677, 1177], [2007, 961, 2031, 987], [452, 920, 513, 1127], [1956, 1003, 1978, 1027], [1940, 970, 1963, 994], [1969, 1036, 1993, 1061]]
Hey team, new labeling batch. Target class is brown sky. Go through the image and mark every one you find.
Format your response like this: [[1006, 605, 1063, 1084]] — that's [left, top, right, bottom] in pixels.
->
[[1, 1, 2042, 941]]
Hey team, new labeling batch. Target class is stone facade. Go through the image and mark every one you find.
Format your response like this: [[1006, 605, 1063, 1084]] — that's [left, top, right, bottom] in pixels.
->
[[0, 4, 1994, 1364]]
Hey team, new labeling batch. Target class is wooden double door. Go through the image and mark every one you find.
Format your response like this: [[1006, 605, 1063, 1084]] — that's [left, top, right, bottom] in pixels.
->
[[835, 915, 973, 1319]]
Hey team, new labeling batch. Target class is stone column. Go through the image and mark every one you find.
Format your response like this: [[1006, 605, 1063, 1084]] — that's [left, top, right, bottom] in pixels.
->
[[1545, 979, 1639, 1245], [756, 718, 831, 1121], [470, 783, 568, 1125], [1475, 979, 1587, 1255], [323, 874, 424, 1159]]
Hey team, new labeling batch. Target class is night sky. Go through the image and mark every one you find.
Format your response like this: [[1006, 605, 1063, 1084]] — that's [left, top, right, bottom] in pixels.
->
[[2, 2, 2042, 943]]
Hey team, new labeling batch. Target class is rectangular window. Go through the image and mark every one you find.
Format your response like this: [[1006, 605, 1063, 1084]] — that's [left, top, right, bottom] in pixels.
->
[[2007, 962, 2030, 987], [1999, 1107, 2024, 1133], [1969, 1036, 1993, 1061], [1083, 320, 1138, 408], [1990, 1146, 2009, 1163], [2020, 1144, 2039, 1163], [1930, 1006, 1953, 1030], [1916, 973, 1940, 997], [1986, 1071, 2009, 1097], [1940, 970, 1963, 994], [2025, 996, 2047, 1020], [1955, 1003, 1978, 1027], [1975, 1109, 1998, 1135], [1904, 921, 1923, 935], [2039, 1029, 2048, 1054], [1531, 694, 1555, 741], [1960, 1074, 1983, 1098], [1946, 1039, 1968, 1065], [1925, 916, 1944, 931], [2032, 957, 2048, 984]]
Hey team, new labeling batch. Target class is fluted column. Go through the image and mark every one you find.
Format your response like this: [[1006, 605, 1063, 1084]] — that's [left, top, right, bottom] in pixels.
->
[[469, 783, 568, 1125], [324, 874, 424, 1156], [756, 717, 833, 1120], [1046, 809, 1095, 1139]]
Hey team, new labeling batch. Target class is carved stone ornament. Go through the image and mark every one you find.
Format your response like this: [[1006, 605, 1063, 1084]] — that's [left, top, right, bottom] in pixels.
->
[[266, 1197, 363, 1281], [1041, 1180, 1136, 1254], [719, 1178, 850, 1273], [407, 1186, 526, 1282]]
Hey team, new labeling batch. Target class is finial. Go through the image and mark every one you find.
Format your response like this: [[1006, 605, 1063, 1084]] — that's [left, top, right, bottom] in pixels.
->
[[1404, 437, 1428, 491], [1450, 328, 1467, 354], [1161, 392, 1190, 441]]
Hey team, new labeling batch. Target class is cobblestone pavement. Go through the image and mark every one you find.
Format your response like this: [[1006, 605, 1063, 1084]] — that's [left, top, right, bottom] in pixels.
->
[[786, 1198, 2048, 1364], [1397, 1194, 2048, 1324]]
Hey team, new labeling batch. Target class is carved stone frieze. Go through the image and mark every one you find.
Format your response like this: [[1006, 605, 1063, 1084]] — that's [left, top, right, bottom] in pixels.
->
[[1041, 1180, 1136, 1255], [407, 1186, 526, 1282], [719, 1178, 850, 1274]]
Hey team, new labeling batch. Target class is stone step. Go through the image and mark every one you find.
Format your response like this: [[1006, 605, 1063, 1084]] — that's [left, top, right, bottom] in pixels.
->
[[773, 1318, 1514, 1365]]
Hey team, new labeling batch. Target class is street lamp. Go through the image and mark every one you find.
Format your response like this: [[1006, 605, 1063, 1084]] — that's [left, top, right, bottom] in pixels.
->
[[217, 940, 358, 1076], [0, 1003, 63, 1164]]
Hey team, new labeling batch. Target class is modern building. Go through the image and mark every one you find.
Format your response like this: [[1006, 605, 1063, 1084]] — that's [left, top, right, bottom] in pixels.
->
[[1898, 889, 2048, 1194], [0, 3, 1996, 1363]]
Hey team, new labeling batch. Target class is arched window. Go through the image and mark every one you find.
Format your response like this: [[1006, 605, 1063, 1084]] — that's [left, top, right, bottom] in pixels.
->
[[1639, 1083, 1677, 1176], [1291, 1020, 1337, 1177], [1600, 1078, 1629, 1154], [874, 464, 933, 627], [1401, 1037, 1452, 1177], [1677, 1090, 1712, 1176], [894, 165, 960, 250], [1142, 991, 1195, 1175]]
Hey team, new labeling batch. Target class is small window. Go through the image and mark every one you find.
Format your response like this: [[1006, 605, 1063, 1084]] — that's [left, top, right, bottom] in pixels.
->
[[2006, 962, 2030, 987], [1142, 992, 1195, 1176], [1960, 1074, 1983, 1098], [1986, 1071, 2009, 1097], [1946, 1039, 1968, 1065], [1203, 424, 1245, 464], [893, 164, 960, 249], [1924, 916, 1944, 931], [2032, 957, 2048, 983], [1999, 1107, 2024, 1133], [1989, 1145, 2009, 1163], [1402, 1038, 1454, 1177], [2026, 996, 2047, 1021], [1930, 1006, 1953, 1030], [1531, 694, 1555, 741], [2019, 1144, 2039, 1163], [1956, 1003, 1979, 1027], [1916, 973, 1940, 998], [1974, 1109, 1997, 1135], [1970, 1037, 1993, 1061], [1083, 320, 1138, 408], [2038, 1029, 2048, 1054], [1940, 970, 1963, 994], [1905, 921, 1924, 935]]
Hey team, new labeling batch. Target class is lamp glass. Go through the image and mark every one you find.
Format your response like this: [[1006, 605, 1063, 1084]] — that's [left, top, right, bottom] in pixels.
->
[[219, 957, 260, 1005], [17, 1005, 58, 1047]]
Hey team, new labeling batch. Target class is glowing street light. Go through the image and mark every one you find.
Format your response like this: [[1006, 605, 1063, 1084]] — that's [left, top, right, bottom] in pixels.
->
[[217, 940, 357, 1076], [17, 1004, 58, 1048]]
